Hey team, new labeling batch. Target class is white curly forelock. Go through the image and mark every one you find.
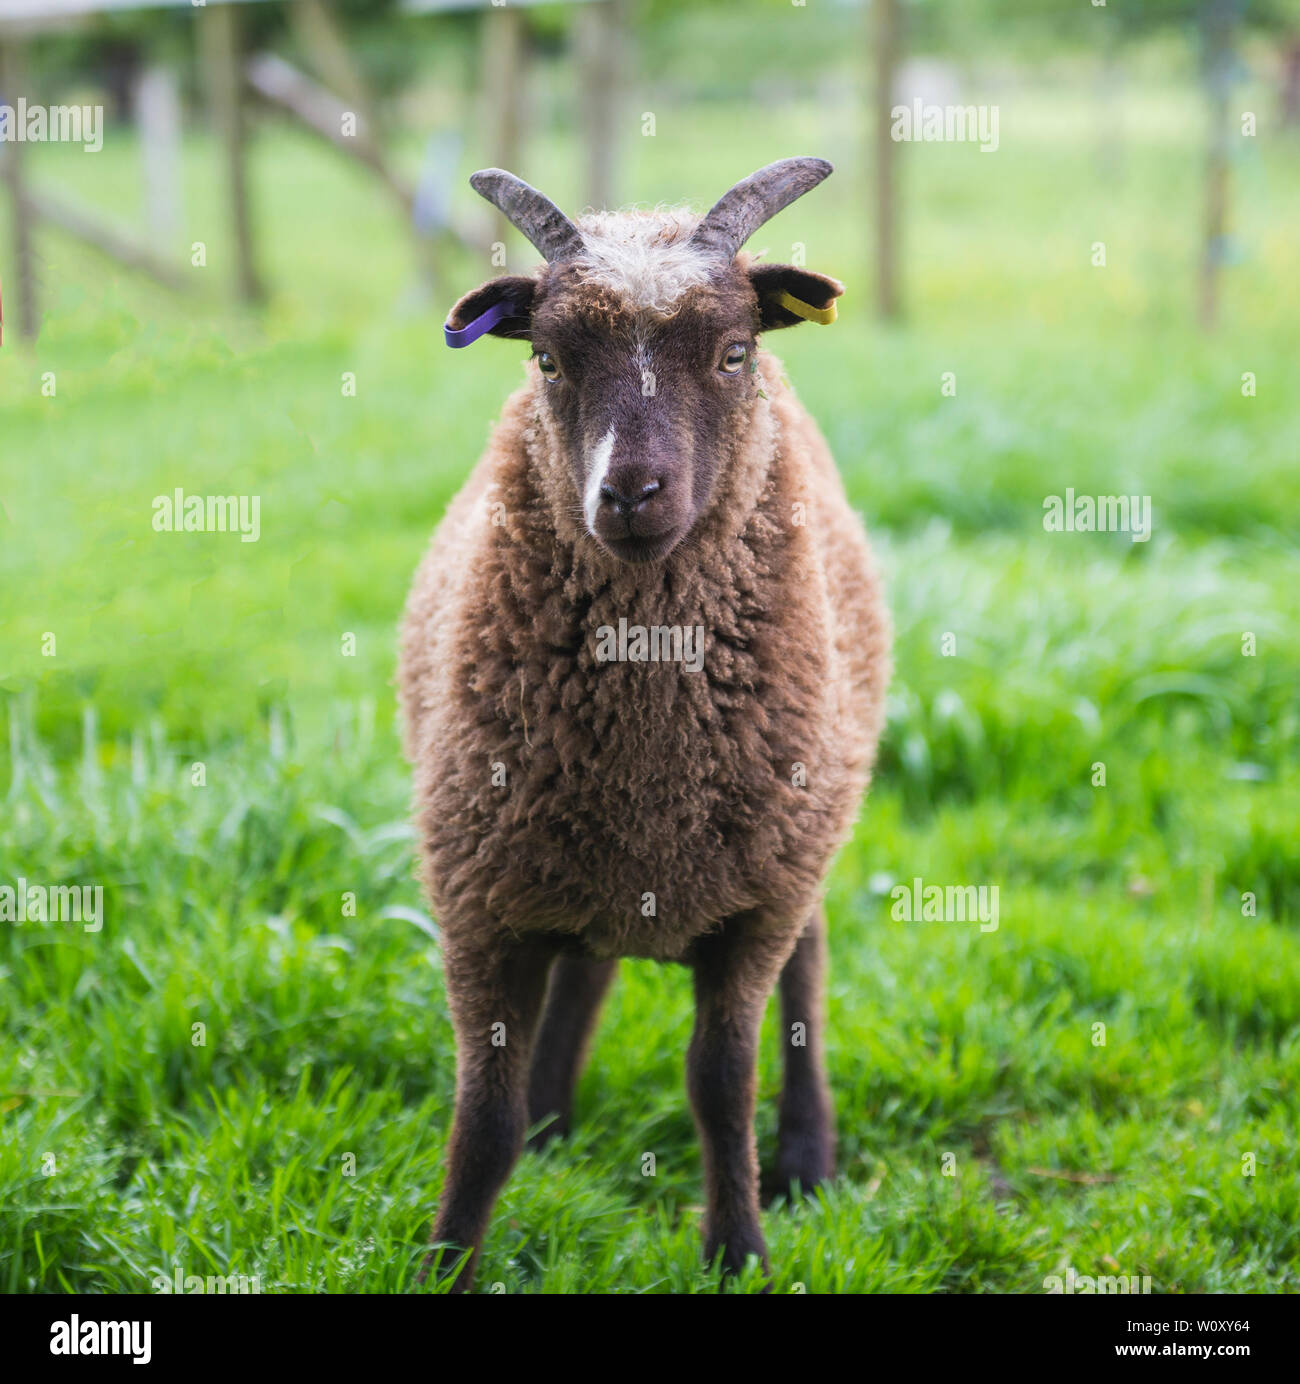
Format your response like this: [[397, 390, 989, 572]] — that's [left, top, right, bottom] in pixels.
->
[[572, 208, 719, 317]]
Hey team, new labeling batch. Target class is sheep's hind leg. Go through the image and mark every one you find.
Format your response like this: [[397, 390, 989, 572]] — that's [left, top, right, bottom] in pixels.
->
[[765, 904, 836, 1204], [423, 937, 554, 1292], [687, 920, 790, 1283], [527, 955, 618, 1149]]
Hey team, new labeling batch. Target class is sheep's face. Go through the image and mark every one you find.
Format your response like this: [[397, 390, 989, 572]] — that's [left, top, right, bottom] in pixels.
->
[[447, 213, 842, 566], [527, 259, 763, 565]]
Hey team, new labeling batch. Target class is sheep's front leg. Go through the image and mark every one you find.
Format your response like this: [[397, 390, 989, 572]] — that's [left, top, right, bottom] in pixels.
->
[[687, 922, 790, 1281], [527, 955, 618, 1149], [425, 937, 553, 1292], [767, 905, 836, 1201]]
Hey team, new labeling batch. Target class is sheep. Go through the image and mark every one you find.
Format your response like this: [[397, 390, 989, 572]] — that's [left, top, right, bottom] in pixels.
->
[[398, 157, 891, 1291]]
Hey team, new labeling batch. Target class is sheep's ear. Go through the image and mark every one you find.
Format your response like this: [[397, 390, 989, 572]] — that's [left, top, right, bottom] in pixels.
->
[[444, 275, 536, 347], [749, 263, 843, 332]]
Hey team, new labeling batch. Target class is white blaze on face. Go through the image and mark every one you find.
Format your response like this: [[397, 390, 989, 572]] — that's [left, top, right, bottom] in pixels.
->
[[584, 427, 617, 532]]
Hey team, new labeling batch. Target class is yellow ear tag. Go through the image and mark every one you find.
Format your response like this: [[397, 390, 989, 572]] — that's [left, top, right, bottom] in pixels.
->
[[772, 291, 838, 325]]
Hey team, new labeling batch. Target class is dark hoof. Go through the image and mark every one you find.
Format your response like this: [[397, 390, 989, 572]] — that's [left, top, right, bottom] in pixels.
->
[[706, 1229, 770, 1288]]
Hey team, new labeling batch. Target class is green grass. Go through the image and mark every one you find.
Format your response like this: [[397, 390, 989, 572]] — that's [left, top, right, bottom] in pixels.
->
[[2, 26, 1298, 1292]]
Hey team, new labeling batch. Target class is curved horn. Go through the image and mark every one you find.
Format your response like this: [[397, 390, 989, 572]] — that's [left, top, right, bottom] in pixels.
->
[[688, 157, 833, 262], [469, 168, 584, 263]]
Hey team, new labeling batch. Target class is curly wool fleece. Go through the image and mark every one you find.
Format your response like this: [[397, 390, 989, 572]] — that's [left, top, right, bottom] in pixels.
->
[[398, 169, 891, 1288], [400, 349, 890, 965]]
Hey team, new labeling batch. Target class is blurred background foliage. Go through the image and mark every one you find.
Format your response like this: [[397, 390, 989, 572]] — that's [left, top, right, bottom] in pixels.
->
[[0, 0, 1297, 1293]]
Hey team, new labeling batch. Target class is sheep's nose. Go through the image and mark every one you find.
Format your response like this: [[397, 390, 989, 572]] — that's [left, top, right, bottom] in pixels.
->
[[600, 478, 661, 517]]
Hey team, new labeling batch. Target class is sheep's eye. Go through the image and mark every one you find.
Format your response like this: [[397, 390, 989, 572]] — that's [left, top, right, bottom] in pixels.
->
[[720, 344, 747, 374], [537, 352, 562, 381]]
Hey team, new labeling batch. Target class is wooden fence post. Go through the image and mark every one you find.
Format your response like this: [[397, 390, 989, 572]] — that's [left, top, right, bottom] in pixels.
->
[[872, 0, 901, 321], [481, 3, 526, 250], [1198, 0, 1237, 331], [200, 1, 263, 304], [135, 62, 183, 255], [576, 0, 626, 213], [1, 36, 39, 340]]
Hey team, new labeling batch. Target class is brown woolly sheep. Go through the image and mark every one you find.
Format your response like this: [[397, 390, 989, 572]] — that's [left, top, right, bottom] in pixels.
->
[[399, 158, 891, 1291]]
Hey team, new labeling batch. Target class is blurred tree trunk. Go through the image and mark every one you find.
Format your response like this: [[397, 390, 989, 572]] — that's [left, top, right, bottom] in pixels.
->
[[200, 0, 263, 304], [873, 0, 901, 320], [1281, 36, 1300, 126], [1198, 0, 1237, 330], [135, 64, 183, 257], [481, 5, 526, 251], [577, 0, 627, 212], [1, 37, 38, 341]]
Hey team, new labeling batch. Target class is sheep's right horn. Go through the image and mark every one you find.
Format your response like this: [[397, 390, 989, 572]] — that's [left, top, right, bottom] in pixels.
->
[[469, 168, 584, 263], [689, 157, 833, 262]]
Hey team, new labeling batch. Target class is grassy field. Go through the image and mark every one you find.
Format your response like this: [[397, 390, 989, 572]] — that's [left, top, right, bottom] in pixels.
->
[[1, 35, 1298, 1292]]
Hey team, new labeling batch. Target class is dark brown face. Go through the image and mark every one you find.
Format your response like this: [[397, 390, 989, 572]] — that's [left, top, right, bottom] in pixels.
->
[[528, 268, 761, 563], [445, 244, 843, 565]]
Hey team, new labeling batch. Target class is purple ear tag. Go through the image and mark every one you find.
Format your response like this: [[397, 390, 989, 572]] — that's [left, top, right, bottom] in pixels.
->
[[444, 298, 523, 349]]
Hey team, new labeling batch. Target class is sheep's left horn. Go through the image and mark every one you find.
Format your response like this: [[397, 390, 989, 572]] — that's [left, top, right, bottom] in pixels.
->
[[469, 168, 584, 263], [688, 157, 833, 262]]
